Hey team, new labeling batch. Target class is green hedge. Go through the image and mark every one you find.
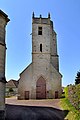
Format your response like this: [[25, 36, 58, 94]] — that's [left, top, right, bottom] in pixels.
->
[[64, 86, 68, 98], [64, 84, 80, 110]]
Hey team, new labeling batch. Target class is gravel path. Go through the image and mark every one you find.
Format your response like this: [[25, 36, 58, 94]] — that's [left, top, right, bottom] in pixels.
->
[[5, 96, 61, 109]]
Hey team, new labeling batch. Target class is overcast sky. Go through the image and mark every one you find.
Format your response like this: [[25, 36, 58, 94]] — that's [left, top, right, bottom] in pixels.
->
[[0, 0, 80, 86]]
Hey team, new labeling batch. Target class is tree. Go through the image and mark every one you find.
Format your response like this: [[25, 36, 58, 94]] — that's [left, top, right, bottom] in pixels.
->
[[75, 71, 80, 84], [9, 88, 14, 92]]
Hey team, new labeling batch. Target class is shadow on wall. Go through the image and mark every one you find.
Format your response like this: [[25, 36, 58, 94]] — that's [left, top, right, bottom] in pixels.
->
[[5, 104, 69, 120]]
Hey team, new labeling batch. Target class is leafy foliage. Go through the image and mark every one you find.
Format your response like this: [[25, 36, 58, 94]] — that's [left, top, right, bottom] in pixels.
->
[[75, 71, 80, 84], [64, 84, 80, 110], [60, 98, 80, 120], [9, 88, 14, 92], [64, 86, 68, 98]]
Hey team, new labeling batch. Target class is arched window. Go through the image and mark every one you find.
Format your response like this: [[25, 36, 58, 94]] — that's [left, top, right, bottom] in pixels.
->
[[40, 44, 42, 52]]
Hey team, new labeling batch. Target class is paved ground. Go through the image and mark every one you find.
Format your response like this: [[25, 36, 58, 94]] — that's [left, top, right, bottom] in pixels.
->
[[5, 96, 61, 109], [5, 97, 65, 120]]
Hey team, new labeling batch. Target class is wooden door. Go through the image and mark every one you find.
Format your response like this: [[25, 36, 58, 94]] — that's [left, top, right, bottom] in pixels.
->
[[25, 91, 29, 100], [36, 76, 46, 99], [55, 91, 58, 99]]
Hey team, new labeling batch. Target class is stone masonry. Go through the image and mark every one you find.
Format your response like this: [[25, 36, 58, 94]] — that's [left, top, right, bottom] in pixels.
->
[[0, 10, 10, 120], [18, 13, 62, 100]]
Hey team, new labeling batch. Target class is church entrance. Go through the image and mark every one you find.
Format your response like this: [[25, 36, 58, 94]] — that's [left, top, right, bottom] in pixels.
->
[[36, 76, 46, 99]]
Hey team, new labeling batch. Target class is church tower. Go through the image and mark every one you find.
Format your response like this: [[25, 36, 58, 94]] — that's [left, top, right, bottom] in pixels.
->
[[18, 13, 62, 100], [0, 10, 10, 119], [32, 13, 59, 72]]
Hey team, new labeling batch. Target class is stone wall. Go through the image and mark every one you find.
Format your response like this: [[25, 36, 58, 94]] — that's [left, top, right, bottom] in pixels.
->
[[0, 10, 10, 119], [18, 14, 62, 100]]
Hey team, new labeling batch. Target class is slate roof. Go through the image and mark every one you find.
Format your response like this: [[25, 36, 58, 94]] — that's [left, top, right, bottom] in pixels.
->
[[6, 80, 18, 88]]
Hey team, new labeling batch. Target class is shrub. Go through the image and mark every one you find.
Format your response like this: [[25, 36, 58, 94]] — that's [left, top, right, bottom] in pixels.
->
[[65, 84, 80, 110], [9, 88, 14, 92]]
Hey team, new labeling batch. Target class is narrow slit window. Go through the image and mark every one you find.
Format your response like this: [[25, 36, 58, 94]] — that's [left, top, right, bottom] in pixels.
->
[[40, 44, 42, 52], [38, 27, 42, 35]]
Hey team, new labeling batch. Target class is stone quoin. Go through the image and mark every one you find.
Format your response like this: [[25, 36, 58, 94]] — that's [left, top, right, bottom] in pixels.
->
[[0, 10, 10, 120]]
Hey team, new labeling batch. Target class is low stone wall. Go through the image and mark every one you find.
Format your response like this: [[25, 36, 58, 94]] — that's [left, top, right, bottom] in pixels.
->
[[65, 84, 80, 110]]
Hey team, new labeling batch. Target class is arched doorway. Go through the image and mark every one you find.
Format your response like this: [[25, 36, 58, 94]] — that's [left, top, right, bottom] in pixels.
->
[[36, 76, 46, 99]]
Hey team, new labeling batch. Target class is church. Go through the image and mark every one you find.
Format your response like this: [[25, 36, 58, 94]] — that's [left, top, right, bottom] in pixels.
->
[[18, 13, 62, 99]]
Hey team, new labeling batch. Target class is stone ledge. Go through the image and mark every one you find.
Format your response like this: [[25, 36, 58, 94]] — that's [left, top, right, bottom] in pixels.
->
[[0, 10, 10, 23]]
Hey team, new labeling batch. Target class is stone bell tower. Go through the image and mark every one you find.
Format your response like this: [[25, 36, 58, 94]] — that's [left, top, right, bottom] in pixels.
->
[[0, 10, 10, 120], [18, 13, 62, 100]]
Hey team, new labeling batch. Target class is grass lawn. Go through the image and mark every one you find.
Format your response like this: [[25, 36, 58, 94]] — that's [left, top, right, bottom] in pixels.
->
[[60, 98, 80, 120]]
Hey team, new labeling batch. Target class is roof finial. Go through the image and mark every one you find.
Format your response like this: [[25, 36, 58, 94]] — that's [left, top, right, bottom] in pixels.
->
[[32, 12, 35, 18], [48, 12, 50, 19], [40, 14, 42, 18]]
